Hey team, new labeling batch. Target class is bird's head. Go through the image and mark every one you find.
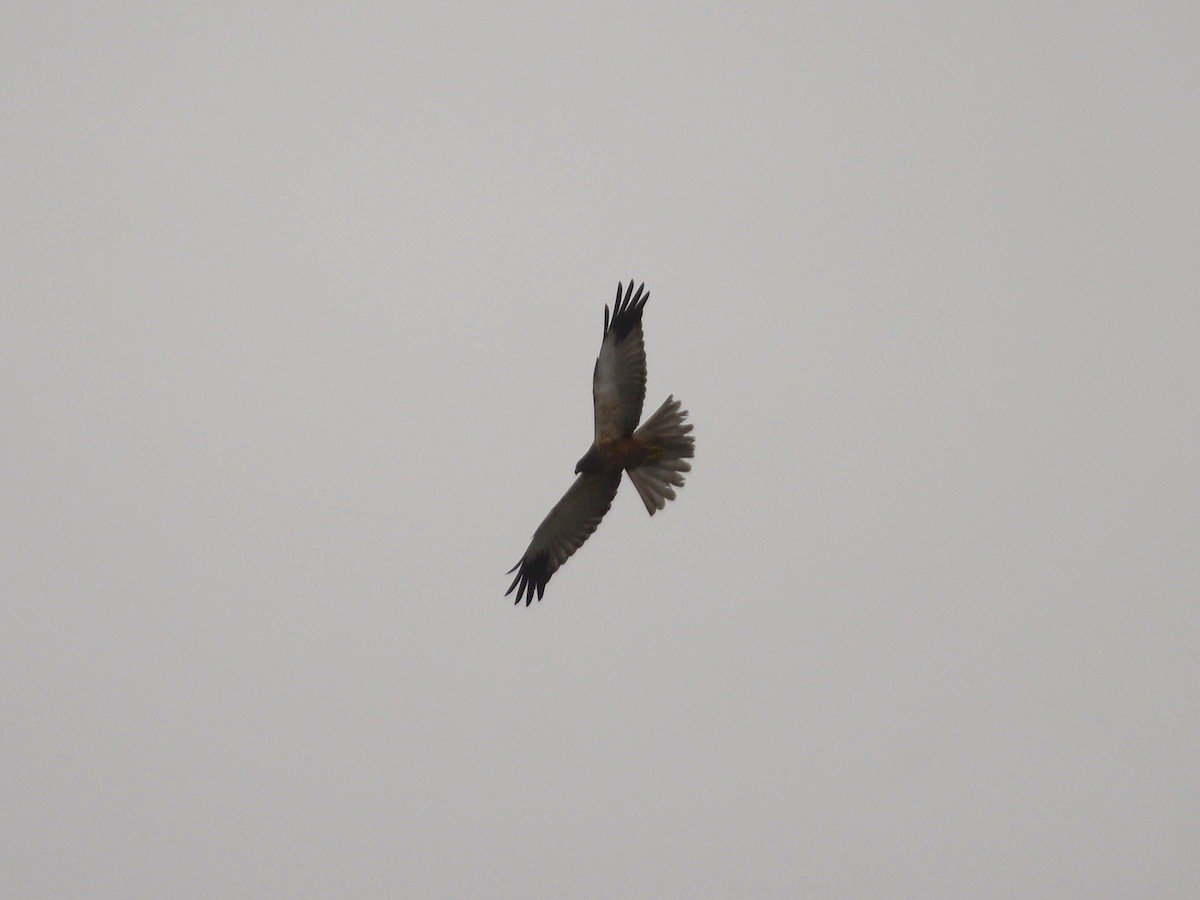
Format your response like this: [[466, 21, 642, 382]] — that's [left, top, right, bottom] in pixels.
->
[[574, 447, 598, 475]]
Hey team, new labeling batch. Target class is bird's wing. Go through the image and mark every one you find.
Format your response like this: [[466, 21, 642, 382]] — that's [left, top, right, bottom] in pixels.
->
[[506, 472, 623, 605], [592, 280, 648, 444]]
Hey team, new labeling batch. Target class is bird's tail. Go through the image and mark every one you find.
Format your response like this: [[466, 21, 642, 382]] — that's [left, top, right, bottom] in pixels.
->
[[628, 395, 695, 515]]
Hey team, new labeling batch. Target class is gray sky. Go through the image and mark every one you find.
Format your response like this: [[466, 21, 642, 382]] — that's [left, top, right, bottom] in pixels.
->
[[4, 3, 1198, 897]]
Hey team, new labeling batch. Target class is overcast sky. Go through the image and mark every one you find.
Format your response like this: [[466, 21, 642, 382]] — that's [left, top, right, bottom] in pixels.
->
[[4, 3, 1198, 897]]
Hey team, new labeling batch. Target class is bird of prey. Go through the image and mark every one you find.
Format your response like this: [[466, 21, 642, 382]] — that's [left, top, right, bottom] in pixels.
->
[[506, 281, 694, 605]]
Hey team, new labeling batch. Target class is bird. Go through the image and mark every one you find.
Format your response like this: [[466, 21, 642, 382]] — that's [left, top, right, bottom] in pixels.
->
[[506, 280, 694, 605]]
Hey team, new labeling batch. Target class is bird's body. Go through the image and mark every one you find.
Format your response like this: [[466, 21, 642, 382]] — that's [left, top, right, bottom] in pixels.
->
[[577, 436, 656, 474], [506, 281, 694, 605]]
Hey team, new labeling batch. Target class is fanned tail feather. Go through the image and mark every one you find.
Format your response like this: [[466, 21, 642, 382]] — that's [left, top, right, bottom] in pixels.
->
[[628, 395, 695, 515]]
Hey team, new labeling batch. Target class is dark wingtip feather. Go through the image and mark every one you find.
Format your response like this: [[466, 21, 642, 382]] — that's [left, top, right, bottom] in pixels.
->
[[605, 278, 649, 340], [505, 565, 524, 598], [505, 553, 551, 607]]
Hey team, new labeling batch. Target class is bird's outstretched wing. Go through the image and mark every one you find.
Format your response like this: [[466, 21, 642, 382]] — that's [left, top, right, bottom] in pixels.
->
[[592, 280, 648, 444], [506, 472, 623, 605]]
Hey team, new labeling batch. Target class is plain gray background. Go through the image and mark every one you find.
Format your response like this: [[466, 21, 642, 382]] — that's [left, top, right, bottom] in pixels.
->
[[4, 3, 1197, 897]]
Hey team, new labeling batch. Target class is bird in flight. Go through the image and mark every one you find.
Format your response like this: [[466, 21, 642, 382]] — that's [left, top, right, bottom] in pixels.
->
[[506, 280, 695, 605]]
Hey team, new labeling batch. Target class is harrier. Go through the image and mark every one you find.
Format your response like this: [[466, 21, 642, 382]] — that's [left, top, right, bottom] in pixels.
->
[[506, 281, 694, 605]]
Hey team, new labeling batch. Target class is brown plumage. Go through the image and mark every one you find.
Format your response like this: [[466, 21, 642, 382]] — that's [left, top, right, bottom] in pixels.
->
[[506, 281, 695, 605]]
